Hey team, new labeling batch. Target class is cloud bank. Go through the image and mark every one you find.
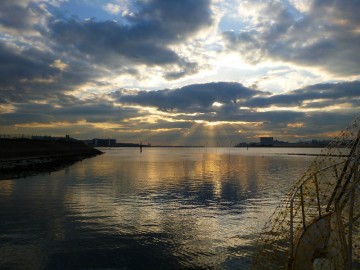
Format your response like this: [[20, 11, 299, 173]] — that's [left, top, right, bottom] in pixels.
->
[[0, 0, 359, 144], [223, 0, 360, 76], [1, 81, 358, 144]]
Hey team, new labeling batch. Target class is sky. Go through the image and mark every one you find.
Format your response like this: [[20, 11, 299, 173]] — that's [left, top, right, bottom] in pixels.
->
[[0, 0, 359, 146]]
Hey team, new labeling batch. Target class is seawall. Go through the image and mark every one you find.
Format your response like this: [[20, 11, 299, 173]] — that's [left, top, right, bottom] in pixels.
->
[[0, 139, 103, 179]]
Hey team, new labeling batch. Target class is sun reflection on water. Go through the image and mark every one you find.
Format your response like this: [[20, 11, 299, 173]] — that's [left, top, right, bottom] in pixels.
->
[[0, 147, 316, 269]]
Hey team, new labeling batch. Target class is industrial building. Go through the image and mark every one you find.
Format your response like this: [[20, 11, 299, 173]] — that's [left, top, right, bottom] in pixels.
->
[[259, 137, 274, 146]]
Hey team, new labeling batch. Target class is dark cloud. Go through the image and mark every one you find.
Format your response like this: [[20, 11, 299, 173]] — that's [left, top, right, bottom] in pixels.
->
[[117, 80, 360, 119], [0, 97, 140, 125], [0, 42, 106, 104], [47, 0, 212, 76], [117, 82, 268, 112], [1, 79, 358, 142], [0, 43, 59, 103], [245, 81, 360, 108], [0, 0, 358, 143], [171, 103, 305, 126], [0, 0, 41, 31], [0, 43, 55, 86], [112, 81, 359, 136], [223, 0, 360, 76], [297, 110, 360, 133], [49, 19, 178, 65], [0, 0, 213, 107], [164, 62, 199, 80]]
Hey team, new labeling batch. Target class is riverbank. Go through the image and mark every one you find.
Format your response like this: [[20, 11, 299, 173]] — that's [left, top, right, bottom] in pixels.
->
[[0, 138, 102, 179]]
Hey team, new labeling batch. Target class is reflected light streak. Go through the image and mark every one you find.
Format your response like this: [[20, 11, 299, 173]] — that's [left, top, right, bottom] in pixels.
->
[[0, 148, 317, 269], [0, 181, 14, 197]]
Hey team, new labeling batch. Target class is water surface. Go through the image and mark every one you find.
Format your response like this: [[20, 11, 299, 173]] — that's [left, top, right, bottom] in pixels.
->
[[0, 147, 319, 269]]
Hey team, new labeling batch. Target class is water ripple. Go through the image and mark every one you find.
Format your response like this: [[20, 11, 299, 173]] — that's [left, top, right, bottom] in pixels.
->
[[0, 148, 315, 269]]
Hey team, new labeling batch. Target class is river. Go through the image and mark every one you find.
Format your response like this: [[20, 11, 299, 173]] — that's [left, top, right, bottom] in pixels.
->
[[0, 147, 322, 269]]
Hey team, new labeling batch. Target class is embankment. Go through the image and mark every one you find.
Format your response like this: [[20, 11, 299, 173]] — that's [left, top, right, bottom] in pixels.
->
[[0, 139, 102, 179]]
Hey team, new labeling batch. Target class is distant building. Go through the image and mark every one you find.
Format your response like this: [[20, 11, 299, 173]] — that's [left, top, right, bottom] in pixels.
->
[[260, 137, 274, 146], [93, 138, 116, 147], [235, 137, 333, 148], [273, 139, 289, 146]]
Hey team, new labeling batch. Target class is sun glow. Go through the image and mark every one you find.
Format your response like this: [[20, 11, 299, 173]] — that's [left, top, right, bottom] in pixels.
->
[[14, 122, 78, 128], [287, 122, 305, 128], [204, 121, 263, 127]]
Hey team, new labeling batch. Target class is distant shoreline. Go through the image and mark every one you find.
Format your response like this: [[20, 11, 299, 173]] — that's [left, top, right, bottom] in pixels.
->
[[280, 153, 348, 157], [235, 145, 328, 148], [101, 145, 331, 148]]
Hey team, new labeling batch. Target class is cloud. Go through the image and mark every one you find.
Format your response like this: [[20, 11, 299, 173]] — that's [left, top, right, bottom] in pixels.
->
[[0, 0, 39, 31], [245, 81, 360, 108], [0, 96, 140, 126], [50, 59, 68, 71], [0, 43, 57, 103], [1, 79, 358, 143], [47, 0, 213, 78], [0, 1, 359, 144], [0, 41, 107, 104], [222, 0, 360, 76], [0, 1, 112, 105], [112, 81, 359, 138], [0, 0, 214, 109], [117, 82, 269, 112]]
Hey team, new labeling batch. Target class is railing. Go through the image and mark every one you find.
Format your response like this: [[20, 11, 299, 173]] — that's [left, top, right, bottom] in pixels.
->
[[251, 119, 360, 270], [288, 161, 345, 258], [288, 134, 360, 269]]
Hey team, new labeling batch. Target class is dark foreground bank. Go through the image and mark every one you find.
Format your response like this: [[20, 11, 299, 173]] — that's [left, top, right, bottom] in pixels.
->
[[0, 138, 102, 179]]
